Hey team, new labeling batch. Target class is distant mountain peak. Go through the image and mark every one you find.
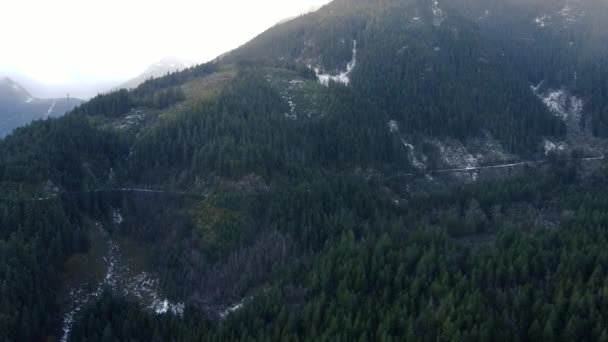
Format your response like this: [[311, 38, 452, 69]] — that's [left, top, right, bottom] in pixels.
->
[[2, 77, 28, 93], [0, 78, 82, 137], [0, 78, 32, 102], [155, 56, 193, 69], [118, 57, 195, 89]]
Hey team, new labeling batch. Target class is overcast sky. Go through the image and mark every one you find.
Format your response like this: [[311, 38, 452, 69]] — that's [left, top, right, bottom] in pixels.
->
[[0, 0, 331, 86]]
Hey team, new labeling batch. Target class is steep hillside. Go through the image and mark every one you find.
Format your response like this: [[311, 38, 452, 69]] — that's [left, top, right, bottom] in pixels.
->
[[450, 0, 608, 136], [2, 0, 608, 341], [227, 0, 567, 154]]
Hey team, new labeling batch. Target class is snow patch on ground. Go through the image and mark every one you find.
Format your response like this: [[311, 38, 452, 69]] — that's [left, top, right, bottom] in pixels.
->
[[531, 84, 583, 121], [44, 99, 57, 119], [60, 223, 118, 342], [316, 40, 357, 86], [544, 139, 566, 155], [220, 297, 252, 319], [436, 141, 479, 170], [558, 5, 574, 18], [534, 14, 550, 28], [399, 137, 515, 180], [280, 79, 305, 120], [432, 0, 446, 27], [408, 16, 422, 28], [285, 99, 297, 119], [153, 299, 185, 315], [388, 120, 399, 133], [59, 222, 183, 342], [543, 90, 569, 118], [116, 111, 145, 130], [557, 4, 584, 25], [125, 272, 185, 316], [25, 97, 34, 104], [435, 140, 481, 181], [472, 137, 516, 164], [59, 288, 89, 342], [478, 9, 491, 21], [401, 140, 415, 151], [112, 209, 123, 226], [401, 139, 426, 170]]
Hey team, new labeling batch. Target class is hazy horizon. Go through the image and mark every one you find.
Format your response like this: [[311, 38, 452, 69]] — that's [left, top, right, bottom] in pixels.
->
[[0, 0, 331, 94]]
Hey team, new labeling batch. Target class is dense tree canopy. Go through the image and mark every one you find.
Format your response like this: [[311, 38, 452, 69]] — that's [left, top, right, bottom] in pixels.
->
[[1, 1, 608, 341]]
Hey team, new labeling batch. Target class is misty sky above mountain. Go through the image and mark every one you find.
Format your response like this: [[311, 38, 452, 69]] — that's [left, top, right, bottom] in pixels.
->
[[0, 0, 331, 86]]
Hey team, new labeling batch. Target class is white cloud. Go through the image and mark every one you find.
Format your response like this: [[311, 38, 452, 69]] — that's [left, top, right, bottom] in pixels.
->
[[0, 0, 331, 85]]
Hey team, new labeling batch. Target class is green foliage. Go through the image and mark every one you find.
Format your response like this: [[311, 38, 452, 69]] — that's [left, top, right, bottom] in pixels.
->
[[74, 87, 185, 118], [2, 1, 608, 341], [351, 3, 565, 153], [74, 89, 134, 117], [0, 200, 87, 341], [70, 164, 608, 341], [451, 0, 608, 138], [0, 114, 128, 190], [73, 62, 219, 118], [127, 68, 407, 185], [229, 0, 568, 154], [190, 198, 242, 249]]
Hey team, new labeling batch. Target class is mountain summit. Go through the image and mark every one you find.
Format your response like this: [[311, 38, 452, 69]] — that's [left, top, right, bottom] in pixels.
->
[[0, 77, 30, 101]]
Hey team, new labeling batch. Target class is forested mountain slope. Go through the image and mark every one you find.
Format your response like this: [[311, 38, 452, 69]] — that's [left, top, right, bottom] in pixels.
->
[[227, 0, 567, 153], [1, 0, 608, 341], [450, 0, 608, 136]]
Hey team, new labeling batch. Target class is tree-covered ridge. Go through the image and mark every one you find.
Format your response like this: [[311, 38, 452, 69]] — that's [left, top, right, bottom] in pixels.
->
[[72, 62, 219, 118], [72, 87, 185, 118], [126, 68, 408, 186], [227, 0, 567, 154], [0, 115, 128, 191], [350, 2, 565, 153], [450, 0, 608, 137]]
